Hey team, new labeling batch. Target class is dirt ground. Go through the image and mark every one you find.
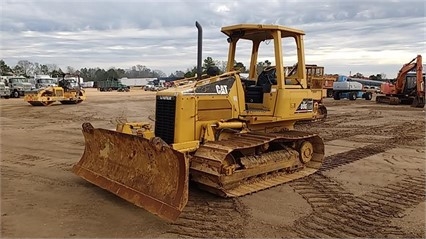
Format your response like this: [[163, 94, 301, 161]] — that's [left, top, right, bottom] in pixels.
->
[[1, 88, 425, 238]]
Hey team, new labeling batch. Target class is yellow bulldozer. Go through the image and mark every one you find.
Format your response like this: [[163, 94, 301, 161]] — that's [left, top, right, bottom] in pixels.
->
[[24, 74, 86, 106], [73, 22, 327, 221]]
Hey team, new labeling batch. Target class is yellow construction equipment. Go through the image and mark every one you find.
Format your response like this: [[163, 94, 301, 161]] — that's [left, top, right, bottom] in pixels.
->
[[73, 22, 326, 221], [284, 64, 338, 98], [24, 74, 86, 106]]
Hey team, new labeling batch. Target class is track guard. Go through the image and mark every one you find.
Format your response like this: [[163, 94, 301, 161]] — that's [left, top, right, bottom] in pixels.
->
[[73, 123, 189, 222]]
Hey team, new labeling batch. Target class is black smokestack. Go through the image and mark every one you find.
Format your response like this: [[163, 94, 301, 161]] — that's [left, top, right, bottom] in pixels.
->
[[195, 21, 202, 81]]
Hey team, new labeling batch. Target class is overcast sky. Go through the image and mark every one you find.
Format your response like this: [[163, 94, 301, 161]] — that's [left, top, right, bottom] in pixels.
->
[[1, 0, 425, 78]]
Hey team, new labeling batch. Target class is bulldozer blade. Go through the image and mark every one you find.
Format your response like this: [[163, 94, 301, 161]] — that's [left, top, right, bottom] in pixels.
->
[[72, 123, 189, 222]]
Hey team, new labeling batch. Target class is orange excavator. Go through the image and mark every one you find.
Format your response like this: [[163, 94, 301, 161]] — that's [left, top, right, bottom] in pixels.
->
[[376, 55, 424, 107]]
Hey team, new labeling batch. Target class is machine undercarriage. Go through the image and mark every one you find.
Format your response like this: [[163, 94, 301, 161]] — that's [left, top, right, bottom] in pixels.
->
[[191, 131, 324, 197]]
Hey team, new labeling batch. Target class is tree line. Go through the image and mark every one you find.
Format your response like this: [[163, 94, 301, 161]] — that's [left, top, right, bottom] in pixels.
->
[[0, 57, 249, 82], [2, 58, 393, 82], [350, 72, 389, 81], [0, 59, 169, 82]]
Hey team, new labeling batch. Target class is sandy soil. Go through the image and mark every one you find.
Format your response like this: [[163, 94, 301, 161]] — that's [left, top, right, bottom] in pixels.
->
[[1, 88, 425, 238]]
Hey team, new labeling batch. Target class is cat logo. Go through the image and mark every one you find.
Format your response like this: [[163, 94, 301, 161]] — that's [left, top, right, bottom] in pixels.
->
[[299, 102, 308, 110], [158, 96, 174, 100], [296, 98, 313, 113], [216, 85, 228, 95]]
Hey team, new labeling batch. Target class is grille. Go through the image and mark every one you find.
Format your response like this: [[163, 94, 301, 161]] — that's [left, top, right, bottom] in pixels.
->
[[154, 96, 176, 144]]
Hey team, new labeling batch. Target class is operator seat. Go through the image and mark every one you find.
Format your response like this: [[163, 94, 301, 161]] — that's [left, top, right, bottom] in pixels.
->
[[245, 66, 276, 104], [256, 66, 277, 86]]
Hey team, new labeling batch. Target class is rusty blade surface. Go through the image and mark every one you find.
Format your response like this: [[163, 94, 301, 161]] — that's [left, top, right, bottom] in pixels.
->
[[72, 123, 189, 222]]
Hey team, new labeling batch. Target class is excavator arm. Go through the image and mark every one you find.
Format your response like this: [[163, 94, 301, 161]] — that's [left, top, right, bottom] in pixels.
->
[[395, 55, 423, 95], [377, 55, 424, 108], [415, 55, 424, 97]]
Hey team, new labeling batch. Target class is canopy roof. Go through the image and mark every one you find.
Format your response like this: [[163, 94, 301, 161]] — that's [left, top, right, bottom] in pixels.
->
[[221, 24, 305, 42]]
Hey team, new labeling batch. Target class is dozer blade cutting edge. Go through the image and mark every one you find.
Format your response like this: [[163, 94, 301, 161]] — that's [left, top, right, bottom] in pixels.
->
[[72, 123, 189, 222]]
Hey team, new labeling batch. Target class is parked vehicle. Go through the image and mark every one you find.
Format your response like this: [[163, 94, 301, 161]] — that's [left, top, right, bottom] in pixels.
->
[[143, 80, 167, 91], [64, 76, 82, 88], [34, 75, 58, 89], [81, 81, 95, 88], [3, 76, 32, 98], [143, 80, 156, 91], [97, 79, 129, 91], [332, 75, 372, 101], [363, 85, 380, 93], [117, 85, 130, 92], [0, 81, 10, 99]]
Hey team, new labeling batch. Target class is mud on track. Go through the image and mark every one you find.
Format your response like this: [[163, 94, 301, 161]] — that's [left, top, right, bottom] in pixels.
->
[[1, 90, 425, 238]]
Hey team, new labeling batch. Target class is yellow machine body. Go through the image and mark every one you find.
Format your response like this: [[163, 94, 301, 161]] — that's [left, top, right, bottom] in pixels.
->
[[24, 86, 86, 106], [73, 23, 326, 222]]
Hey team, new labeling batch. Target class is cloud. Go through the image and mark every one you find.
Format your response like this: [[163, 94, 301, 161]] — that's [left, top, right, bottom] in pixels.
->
[[1, 0, 425, 77]]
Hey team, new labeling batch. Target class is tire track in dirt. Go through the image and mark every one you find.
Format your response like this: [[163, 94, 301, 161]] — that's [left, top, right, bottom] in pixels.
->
[[0, 167, 17, 237], [321, 133, 424, 172], [362, 176, 426, 218], [290, 174, 425, 238], [289, 173, 353, 210], [291, 132, 423, 211], [321, 122, 417, 143], [2, 148, 82, 171], [321, 113, 383, 128], [297, 118, 424, 144], [166, 186, 247, 238], [1, 166, 94, 189], [288, 120, 425, 238]]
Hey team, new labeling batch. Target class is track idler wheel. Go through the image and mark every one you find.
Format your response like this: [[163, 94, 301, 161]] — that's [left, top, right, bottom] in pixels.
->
[[297, 140, 313, 163]]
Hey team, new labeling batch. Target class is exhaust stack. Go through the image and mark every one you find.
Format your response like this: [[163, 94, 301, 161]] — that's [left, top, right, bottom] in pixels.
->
[[196, 21, 202, 81]]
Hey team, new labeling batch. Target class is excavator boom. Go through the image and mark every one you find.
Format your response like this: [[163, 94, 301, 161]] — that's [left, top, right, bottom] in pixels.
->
[[415, 55, 424, 97], [395, 55, 422, 92], [377, 55, 424, 107]]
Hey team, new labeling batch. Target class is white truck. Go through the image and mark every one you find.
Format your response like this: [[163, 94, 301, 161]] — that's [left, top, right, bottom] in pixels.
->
[[0, 81, 10, 99], [332, 75, 372, 101], [144, 80, 156, 91], [144, 80, 167, 91], [3, 76, 32, 98], [34, 75, 58, 89]]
